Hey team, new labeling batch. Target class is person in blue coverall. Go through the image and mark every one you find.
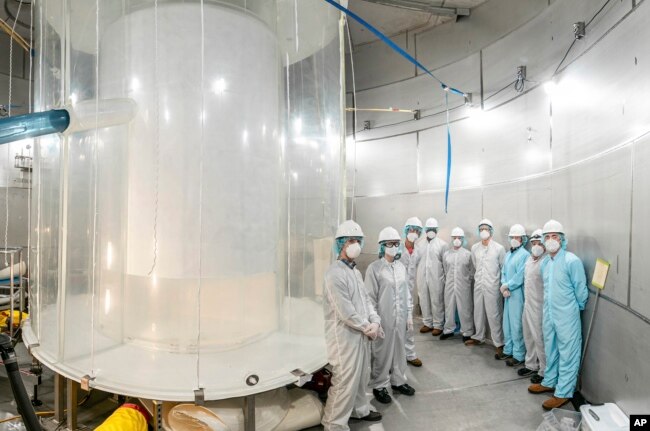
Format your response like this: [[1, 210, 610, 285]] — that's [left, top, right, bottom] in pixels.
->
[[528, 219, 588, 411], [499, 224, 530, 365]]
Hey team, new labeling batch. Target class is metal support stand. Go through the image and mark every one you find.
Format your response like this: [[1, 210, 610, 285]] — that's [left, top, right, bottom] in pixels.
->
[[244, 395, 255, 431], [54, 374, 65, 424], [66, 379, 79, 430], [153, 400, 163, 431], [0, 247, 24, 339]]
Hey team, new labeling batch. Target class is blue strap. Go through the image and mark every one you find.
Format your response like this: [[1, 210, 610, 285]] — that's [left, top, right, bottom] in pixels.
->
[[445, 92, 452, 213]]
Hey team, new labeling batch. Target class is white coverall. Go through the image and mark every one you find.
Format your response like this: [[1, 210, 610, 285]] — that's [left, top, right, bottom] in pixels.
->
[[415, 238, 448, 329], [442, 247, 475, 336], [470, 240, 506, 346], [322, 260, 381, 431], [400, 246, 418, 360], [523, 254, 546, 375], [365, 258, 412, 389]]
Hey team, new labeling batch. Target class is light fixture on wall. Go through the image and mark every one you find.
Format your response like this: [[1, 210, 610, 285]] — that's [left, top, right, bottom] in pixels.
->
[[543, 80, 557, 95]]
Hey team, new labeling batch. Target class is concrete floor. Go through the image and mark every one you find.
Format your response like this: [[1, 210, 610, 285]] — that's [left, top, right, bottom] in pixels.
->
[[304, 318, 576, 431], [0, 319, 578, 430]]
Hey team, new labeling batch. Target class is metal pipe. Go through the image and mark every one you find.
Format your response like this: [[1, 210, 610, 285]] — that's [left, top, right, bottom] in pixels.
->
[[0, 109, 70, 146]]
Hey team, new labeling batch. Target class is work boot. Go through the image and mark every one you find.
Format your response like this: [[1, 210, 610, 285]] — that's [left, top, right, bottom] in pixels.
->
[[528, 383, 555, 394], [439, 332, 454, 340], [518, 367, 536, 377], [462, 336, 472, 343], [358, 411, 383, 422], [464, 338, 481, 346], [543, 396, 570, 411], [372, 388, 392, 404], [494, 346, 512, 360], [419, 325, 433, 333], [530, 374, 544, 384], [407, 358, 423, 367], [391, 384, 415, 396], [506, 358, 524, 367], [431, 328, 443, 336]]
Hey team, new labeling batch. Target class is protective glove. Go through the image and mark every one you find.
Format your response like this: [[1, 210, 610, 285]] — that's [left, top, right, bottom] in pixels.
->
[[364, 322, 380, 340], [499, 284, 509, 294], [407, 317, 414, 332], [502, 288, 511, 298], [377, 325, 385, 340]]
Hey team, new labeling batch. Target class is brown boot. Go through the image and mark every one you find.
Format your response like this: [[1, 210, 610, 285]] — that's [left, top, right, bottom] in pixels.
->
[[528, 383, 555, 394], [464, 338, 481, 346], [542, 396, 570, 410], [431, 328, 443, 336], [419, 326, 433, 333], [407, 358, 422, 367]]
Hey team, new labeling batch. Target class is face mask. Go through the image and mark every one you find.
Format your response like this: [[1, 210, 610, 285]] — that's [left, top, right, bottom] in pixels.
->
[[453, 239, 462, 248], [385, 246, 398, 257], [531, 245, 544, 257], [346, 242, 361, 259], [426, 231, 436, 239], [544, 239, 561, 253], [510, 239, 521, 249], [480, 230, 490, 240], [407, 232, 419, 242]]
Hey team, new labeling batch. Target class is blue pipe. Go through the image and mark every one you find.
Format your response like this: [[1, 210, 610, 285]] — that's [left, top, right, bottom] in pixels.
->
[[0, 109, 70, 145]]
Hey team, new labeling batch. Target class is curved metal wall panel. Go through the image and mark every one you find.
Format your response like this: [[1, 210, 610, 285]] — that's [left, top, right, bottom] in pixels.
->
[[630, 133, 650, 318], [550, 147, 632, 305]]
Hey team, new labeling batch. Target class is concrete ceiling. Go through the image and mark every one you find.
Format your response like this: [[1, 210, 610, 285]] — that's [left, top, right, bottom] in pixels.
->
[[347, 0, 489, 46]]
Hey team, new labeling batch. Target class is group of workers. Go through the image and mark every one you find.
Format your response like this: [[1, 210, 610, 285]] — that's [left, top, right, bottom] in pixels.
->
[[321, 217, 589, 431]]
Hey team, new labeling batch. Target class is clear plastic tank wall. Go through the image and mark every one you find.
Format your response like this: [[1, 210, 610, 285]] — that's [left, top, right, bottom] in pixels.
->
[[346, 0, 650, 413], [24, 0, 345, 401]]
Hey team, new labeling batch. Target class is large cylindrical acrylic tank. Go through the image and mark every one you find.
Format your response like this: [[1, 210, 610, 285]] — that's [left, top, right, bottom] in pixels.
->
[[23, 0, 345, 401]]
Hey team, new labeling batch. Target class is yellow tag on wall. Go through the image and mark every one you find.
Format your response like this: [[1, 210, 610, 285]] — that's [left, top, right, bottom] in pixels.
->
[[591, 258, 610, 290]]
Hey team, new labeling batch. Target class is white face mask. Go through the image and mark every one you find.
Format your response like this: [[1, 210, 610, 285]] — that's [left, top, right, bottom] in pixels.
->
[[407, 232, 419, 242], [384, 246, 398, 257], [480, 230, 490, 240], [510, 239, 521, 249], [544, 239, 561, 253], [453, 238, 462, 248], [426, 231, 436, 239], [346, 242, 361, 259], [531, 245, 544, 257]]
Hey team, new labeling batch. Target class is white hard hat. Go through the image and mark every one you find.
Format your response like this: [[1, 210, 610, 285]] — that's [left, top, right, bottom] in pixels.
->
[[378, 227, 401, 243], [542, 219, 564, 236], [530, 229, 543, 241], [335, 220, 364, 239], [451, 227, 465, 237], [508, 224, 526, 237], [404, 217, 423, 229], [478, 218, 493, 229], [425, 218, 439, 229]]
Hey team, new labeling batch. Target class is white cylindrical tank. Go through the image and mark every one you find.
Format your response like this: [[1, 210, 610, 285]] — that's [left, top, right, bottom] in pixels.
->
[[24, 0, 345, 401]]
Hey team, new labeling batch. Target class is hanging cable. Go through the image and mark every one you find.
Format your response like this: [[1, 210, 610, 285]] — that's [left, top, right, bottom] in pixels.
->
[[147, 0, 160, 277], [345, 16, 358, 219]]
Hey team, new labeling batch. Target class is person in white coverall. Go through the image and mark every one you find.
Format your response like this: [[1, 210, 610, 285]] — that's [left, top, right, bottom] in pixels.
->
[[519, 229, 547, 382], [322, 220, 383, 430], [401, 217, 424, 367], [440, 227, 475, 342], [365, 227, 416, 404], [415, 217, 448, 336], [466, 219, 507, 359]]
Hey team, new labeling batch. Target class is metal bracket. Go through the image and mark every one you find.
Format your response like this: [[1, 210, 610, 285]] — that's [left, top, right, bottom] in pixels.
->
[[194, 388, 205, 406], [363, 120, 371, 130], [573, 21, 586, 39], [80, 374, 94, 392], [153, 400, 164, 431]]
